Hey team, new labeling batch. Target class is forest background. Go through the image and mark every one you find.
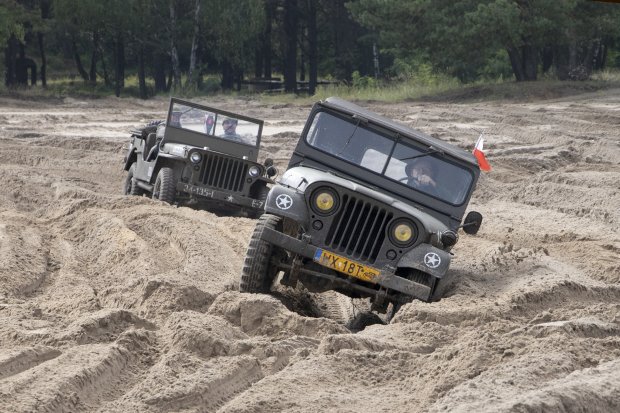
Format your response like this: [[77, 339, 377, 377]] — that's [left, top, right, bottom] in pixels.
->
[[2, 0, 620, 100]]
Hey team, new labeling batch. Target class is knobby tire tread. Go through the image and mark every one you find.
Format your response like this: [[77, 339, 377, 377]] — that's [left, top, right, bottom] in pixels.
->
[[125, 164, 146, 196], [154, 167, 176, 204], [240, 214, 281, 293]]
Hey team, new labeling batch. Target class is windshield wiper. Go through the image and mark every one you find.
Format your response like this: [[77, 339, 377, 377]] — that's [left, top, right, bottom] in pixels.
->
[[335, 117, 362, 157]]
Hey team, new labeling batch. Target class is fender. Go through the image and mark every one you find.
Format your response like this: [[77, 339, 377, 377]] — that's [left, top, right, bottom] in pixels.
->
[[123, 147, 137, 171], [265, 186, 309, 228], [397, 244, 451, 279]]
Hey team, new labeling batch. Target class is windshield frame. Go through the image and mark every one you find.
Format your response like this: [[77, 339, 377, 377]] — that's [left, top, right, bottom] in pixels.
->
[[303, 109, 475, 206], [165, 98, 264, 149]]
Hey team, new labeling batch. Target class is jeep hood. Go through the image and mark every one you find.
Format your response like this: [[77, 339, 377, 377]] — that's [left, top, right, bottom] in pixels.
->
[[280, 166, 449, 233]]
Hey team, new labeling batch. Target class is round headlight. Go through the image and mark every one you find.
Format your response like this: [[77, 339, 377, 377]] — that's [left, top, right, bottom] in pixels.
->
[[315, 192, 335, 211], [310, 188, 339, 215], [248, 166, 261, 177], [389, 219, 417, 247], [394, 223, 413, 242], [190, 152, 202, 164]]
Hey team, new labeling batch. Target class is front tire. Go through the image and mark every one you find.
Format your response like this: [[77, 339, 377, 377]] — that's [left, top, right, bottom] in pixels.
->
[[152, 167, 176, 204], [240, 214, 282, 293], [124, 163, 146, 196]]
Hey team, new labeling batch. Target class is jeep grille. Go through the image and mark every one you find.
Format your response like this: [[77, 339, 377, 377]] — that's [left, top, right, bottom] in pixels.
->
[[199, 153, 248, 192], [324, 194, 393, 264]]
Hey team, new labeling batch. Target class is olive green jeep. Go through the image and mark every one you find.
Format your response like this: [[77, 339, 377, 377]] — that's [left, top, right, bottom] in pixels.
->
[[123, 98, 277, 217], [240, 97, 483, 316]]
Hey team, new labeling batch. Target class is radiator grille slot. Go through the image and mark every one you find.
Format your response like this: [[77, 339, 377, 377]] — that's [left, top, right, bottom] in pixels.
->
[[199, 153, 248, 192], [325, 194, 392, 264]]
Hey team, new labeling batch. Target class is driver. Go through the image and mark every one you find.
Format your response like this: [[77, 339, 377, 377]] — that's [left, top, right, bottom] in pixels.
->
[[405, 158, 439, 195], [221, 117, 243, 141]]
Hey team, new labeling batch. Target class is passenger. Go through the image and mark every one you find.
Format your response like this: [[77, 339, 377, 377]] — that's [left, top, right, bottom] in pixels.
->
[[169, 111, 182, 128], [205, 114, 215, 134]]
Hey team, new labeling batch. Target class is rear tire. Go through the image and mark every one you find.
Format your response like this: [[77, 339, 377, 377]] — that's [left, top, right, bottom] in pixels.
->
[[240, 214, 282, 293], [124, 163, 146, 196], [152, 167, 176, 204]]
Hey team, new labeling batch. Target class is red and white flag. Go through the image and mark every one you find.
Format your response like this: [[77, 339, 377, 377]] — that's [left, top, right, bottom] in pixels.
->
[[473, 134, 491, 172]]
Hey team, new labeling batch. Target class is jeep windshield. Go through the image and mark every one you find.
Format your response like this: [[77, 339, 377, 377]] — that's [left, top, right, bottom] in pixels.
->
[[305, 111, 474, 205], [168, 102, 261, 147]]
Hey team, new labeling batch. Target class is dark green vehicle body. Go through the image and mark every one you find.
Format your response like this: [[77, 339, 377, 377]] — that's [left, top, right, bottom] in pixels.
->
[[240, 97, 483, 313], [123, 98, 276, 216]]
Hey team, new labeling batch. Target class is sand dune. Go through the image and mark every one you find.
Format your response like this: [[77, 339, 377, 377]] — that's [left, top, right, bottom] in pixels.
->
[[0, 91, 618, 412]]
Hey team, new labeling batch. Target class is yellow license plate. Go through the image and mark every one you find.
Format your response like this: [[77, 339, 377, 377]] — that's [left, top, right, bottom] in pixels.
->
[[313, 249, 380, 283]]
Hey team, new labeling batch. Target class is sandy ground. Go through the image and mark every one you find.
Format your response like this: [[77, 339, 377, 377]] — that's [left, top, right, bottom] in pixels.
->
[[0, 90, 619, 413]]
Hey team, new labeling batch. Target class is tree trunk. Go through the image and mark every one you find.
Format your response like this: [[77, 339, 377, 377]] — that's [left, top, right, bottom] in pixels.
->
[[506, 44, 537, 81], [38, 0, 50, 87], [331, 0, 351, 81], [169, 0, 181, 91], [235, 68, 243, 91], [114, 37, 125, 97], [283, 0, 298, 93], [299, 42, 305, 82], [72, 37, 89, 82], [221, 59, 234, 90], [594, 38, 608, 70], [541, 46, 553, 74], [138, 43, 147, 99], [506, 46, 524, 81], [522, 44, 537, 81], [99, 43, 110, 86], [16, 43, 36, 86], [263, 0, 275, 79], [89, 31, 99, 84], [166, 68, 173, 91], [37, 32, 47, 87], [186, 0, 202, 90], [254, 34, 263, 79], [154, 53, 167, 92], [307, 0, 317, 95], [5, 35, 18, 87]]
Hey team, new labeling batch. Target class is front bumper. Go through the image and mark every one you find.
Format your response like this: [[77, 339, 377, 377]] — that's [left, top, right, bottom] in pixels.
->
[[176, 182, 265, 210], [261, 227, 434, 302]]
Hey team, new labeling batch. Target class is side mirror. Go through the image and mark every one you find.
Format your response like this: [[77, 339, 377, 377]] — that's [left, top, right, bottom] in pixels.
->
[[264, 158, 274, 167], [266, 165, 278, 178], [462, 211, 483, 235]]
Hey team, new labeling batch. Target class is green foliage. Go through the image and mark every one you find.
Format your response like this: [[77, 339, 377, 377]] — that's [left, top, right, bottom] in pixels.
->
[[3, 0, 620, 97], [202, 0, 264, 68], [351, 70, 376, 88], [348, 0, 620, 81], [0, 0, 34, 44]]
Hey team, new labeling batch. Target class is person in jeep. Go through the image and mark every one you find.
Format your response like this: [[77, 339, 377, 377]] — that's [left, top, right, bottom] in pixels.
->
[[169, 111, 182, 127], [221, 117, 242, 141], [406, 157, 438, 194]]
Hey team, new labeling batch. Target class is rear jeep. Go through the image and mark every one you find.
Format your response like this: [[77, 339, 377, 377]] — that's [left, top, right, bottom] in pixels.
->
[[122, 98, 277, 217], [240, 97, 483, 315]]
